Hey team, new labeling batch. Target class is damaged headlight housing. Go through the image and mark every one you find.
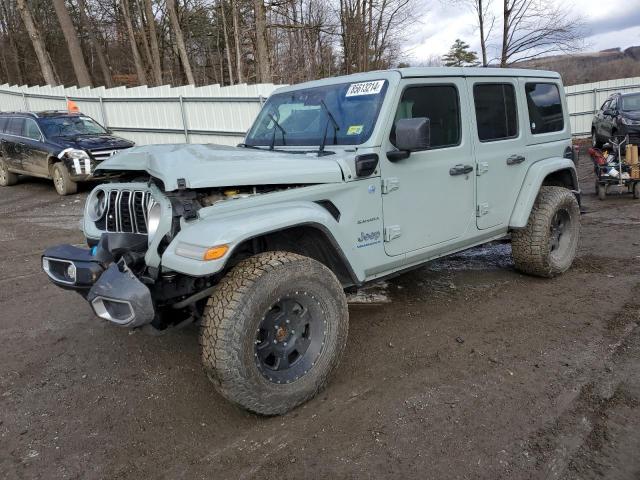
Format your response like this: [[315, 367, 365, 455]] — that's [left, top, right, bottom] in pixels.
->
[[87, 188, 107, 222], [61, 148, 91, 175]]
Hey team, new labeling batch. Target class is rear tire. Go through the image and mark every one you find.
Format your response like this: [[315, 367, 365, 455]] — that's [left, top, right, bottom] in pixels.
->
[[0, 158, 18, 186], [52, 162, 77, 196], [511, 186, 580, 278], [200, 251, 349, 415], [633, 182, 640, 199]]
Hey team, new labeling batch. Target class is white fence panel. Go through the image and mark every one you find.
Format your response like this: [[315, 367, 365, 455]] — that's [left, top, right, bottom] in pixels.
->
[[2, 76, 640, 144]]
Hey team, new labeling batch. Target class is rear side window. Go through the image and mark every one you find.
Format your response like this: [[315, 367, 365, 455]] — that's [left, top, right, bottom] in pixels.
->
[[0, 117, 7, 133], [525, 83, 564, 134], [6, 117, 25, 136], [391, 85, 461, 149], [473, 84, 518, 142], [23, 118, 41, 140]]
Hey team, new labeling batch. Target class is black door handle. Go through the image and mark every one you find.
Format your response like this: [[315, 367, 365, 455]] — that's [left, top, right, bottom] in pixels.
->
[[449, 164, 473, 176], [506, 155, 525, 165]]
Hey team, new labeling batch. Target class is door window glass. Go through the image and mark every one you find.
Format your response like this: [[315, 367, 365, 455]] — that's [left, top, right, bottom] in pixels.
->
[[23, 119, 41, 140], [524, 83, 564, 134], [391, 85, 461, 149], [6, 118, 25, 136], [609, 97, 618, 111], [473, 83, 518, 142], [0, 117, 7, 133]]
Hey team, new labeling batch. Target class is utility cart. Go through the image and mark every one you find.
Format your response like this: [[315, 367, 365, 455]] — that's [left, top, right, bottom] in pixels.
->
[[589, 136, 640, 200]]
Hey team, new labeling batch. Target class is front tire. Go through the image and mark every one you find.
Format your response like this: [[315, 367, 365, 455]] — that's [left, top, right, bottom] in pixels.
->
[[52, 162, 77, 196], [0, 158, 18, 186], [200, 251, 349, 415], [511, 186, 580, 278]]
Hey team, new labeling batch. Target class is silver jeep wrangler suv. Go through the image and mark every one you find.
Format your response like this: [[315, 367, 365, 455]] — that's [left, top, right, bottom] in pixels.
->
[[42, 68, 580, 414]]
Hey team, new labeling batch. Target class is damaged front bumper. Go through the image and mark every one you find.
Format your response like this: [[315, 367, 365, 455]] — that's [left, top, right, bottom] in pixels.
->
[[42, 243, 155, 328]]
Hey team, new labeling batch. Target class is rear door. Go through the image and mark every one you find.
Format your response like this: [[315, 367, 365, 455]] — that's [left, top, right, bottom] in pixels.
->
[[381, 77, 476, 256], [468, 78, 527, 230], [3, 117, 26, 170], [20, 118, 50, 176]]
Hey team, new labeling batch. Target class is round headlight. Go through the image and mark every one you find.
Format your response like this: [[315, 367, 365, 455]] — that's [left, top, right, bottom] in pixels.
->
[[147, 201, 161, 241], [87, 188, 107, 222]]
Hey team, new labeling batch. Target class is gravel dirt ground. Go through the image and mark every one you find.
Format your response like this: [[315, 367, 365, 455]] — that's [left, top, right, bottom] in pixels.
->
[[1, 154, 639, 480]]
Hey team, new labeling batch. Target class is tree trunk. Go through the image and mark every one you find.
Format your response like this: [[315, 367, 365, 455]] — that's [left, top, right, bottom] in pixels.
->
[[253, 0, 271, 83], [0, 1, 23, 84], [143, 0, 163, 85], [219, 0, 235, 85], [16, 0, 57, 85], [53, 0, 92, 87], [478, 0, 487, 67], [121, 0, 147, 84], [501, 0, 509, 67], [76, 0, 113, 87], [231, 0, 243, 83], [166, 0, 195, 85]]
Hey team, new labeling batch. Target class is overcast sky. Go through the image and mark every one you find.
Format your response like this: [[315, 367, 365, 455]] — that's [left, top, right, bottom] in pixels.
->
[[405, 0, 640, 64]]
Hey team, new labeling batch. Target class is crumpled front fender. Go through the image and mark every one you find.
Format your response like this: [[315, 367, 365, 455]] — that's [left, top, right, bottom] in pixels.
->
[[160, 201, 344, 277]]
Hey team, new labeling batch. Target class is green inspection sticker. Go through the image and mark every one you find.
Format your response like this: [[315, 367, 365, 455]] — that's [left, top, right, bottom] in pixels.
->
[[347, 125, 364, 135]]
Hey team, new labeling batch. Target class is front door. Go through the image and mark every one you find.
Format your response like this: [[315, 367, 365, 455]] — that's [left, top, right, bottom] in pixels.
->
[[468, 78, 527, 230], [381, 78, 476, 256]]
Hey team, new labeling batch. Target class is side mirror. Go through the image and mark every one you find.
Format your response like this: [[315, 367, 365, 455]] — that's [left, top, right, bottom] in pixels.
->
[[388, 117, 430, 162]]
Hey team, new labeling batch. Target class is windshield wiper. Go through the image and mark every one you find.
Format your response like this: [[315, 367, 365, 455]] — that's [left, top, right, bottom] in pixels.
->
[[268, 113, 286, 151], [318, 100, 339, 156]]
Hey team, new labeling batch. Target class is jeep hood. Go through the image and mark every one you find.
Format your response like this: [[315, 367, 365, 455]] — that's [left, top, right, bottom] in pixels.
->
[[95, 143, 346, 191]]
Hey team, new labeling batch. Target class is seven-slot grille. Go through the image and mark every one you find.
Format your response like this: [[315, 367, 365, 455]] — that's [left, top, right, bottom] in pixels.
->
[[98, 190, 152, 234], [90, 148, 129, 162]]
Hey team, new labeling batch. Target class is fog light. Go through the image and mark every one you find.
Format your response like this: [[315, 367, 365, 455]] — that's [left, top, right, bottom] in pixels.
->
[[66, 263, 77, 282]]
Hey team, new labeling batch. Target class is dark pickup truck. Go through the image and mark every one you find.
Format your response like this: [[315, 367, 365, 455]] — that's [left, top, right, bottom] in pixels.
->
[[0, 111, 134, 195]]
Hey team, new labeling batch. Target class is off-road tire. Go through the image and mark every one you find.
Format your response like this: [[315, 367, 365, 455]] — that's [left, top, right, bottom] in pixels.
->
[[511, 186, 580, 278], [0, 158, 18, 186], [633, 182, 640, 199], [200, 251, 349, 415], [52, 162, 77, 196]]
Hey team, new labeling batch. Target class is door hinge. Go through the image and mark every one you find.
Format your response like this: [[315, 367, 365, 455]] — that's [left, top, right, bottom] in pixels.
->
[[381, 177, 399, 194], [384, 225, 402, 242], [476, 203, 490, 217], [476, 162, 489, 176]]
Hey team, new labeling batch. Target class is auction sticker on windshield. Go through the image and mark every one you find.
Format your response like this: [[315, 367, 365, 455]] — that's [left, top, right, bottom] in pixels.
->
[[346, 80, 385, 97]]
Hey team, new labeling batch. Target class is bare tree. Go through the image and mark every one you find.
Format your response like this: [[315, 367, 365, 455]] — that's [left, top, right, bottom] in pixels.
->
[[253, 0, 271, 83], [166, 0, 195, 84], [53, 0, 93, 87], [500, 0, 585, 66], [76, 0, 113, 87], [219, 0, 235, 84], [143, 0, 163, 85], [231, 0, 243, 83], [121, 0, 148, 84], [450, 0, 494, 67], [16, 0, 57, 85]]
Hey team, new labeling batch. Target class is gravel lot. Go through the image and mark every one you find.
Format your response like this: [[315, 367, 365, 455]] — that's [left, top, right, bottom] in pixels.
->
[[1, 157, 639, 479]]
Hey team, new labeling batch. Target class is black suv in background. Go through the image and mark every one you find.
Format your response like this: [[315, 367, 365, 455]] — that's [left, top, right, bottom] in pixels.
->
[[592, 92, 640, 148], [0, 111, 134, 195]]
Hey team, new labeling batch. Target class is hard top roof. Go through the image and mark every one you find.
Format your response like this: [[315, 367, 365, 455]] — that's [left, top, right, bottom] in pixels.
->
[[273, 66, 561, 94]]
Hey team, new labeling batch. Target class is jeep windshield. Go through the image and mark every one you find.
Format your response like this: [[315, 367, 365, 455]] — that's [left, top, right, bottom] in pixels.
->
[[244, 80, 388, 149], [40, 116, 108, 138]]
